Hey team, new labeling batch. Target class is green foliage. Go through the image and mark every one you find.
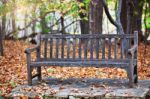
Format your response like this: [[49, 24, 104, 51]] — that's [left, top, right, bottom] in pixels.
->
[[9, 81, 17, 87], [146, 17, 150, 28], [47, 68, 55, 73]]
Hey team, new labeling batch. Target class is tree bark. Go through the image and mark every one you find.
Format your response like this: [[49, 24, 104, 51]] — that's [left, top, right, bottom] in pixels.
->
[[0, 26, 3, 56], [78, 0, 89, 34], [89, 0, 103, 34], [0, 0, 7, 55], [116, 0, 124, 34], [121, 0, 127, 33], [60, 15, 65, 34], [130, 0, 144, 41]]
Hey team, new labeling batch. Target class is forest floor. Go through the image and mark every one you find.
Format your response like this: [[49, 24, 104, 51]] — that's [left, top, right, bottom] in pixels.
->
[[0, 40, 150, 96]]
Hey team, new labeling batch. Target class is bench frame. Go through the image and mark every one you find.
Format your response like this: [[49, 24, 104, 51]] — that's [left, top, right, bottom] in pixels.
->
[[25, 31, 138, 87]]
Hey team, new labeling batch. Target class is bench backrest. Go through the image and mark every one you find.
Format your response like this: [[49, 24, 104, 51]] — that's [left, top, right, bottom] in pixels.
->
[[39, 32, 138, 61]]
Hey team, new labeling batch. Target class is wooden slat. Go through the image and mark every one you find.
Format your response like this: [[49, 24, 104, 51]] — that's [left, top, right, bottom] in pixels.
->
[[125, 38, 129, 58], [114, 37, 118, 59], [96, 38, 100, 59], [73, 38, 76, 59], [39, 58, 136, 62], [78, 38, 82, 59], [44, 38, 48, 58], [120, 38, 123, 59], [134, 31, 138, 59], [50, 38, 53, 58], [56, 38, 59, 59], [102, 38, 105, 59], [90, 38, 93, 59], [61, 38, 64, 58], [31, 60, 132, 68], [84, 39, 88, 59], [42, 34, 135, 39], [108, 38, 111, 59], [67, 38, 70, 59]]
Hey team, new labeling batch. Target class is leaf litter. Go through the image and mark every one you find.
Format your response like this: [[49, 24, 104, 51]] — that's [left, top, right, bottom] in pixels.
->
[[0, 40, 150, 96]]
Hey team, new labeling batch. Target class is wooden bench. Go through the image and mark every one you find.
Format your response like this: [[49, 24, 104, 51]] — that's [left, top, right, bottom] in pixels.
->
[[25, 31, 138, 87]]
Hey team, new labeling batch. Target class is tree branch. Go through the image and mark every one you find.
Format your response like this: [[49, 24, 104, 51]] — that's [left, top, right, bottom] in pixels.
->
[[102, 0, 124, 34], [6, 10, 55, 37], [116, 0, 124, 34], [102, 0, 118, 28]]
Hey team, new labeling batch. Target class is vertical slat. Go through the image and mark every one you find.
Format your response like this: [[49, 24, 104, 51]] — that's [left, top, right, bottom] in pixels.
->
[[67, 38, 70, 59], [56, 38, 59, 59], [50, 38, 53, 58], [114, 37, 118, 59], [134, 31, 138, 45], [78, 38, 82, 59], [102, 38, 105, 59], [37, 47, 41, 81], [61, 38, 64, 58], [90, 38, 93, 59], [96, 38, 100, 59], [108, 38, 111, 59], [44, 38, 48, 59], [125, 37, 129, 58], [73, 38, 76, 59], [84, 38, 88, 59], [134, 31, 138, 59], [26, 53, 32, 85], [120, 38, 123, 59]]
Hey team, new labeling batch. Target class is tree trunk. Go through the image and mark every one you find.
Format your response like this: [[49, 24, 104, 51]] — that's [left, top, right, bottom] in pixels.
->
[[130, 0, 144, 41], [89, 0, 103, 34], [60, 15, 65, 34], [12, 8, 16, 38], [0, 14, 6, 56], [0, 26, 3, 56], [78, 0, 89, 34], [121, 0, 127, 33]]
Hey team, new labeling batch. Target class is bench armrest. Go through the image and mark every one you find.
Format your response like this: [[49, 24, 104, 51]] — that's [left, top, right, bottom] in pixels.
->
[[25, 44, 40, 54], [128, 44, 137, 58]]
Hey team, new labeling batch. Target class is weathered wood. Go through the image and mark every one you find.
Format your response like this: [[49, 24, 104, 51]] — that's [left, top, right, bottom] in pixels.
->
[[102, 38, 105, 59], [50, 38, 53, 58], [44, 38, 48, 59], [26, 53, 32, 85], [108, 38, 111, 59], [73, 38, 76, 59], [25, 33, 138, 86], [67, 38, 70, 59], [61, 39, 64, 59], [41, 34, 135, 39], [90, 38, 93, 59], [78, 38, 82, 59], [96, 38, 100, 59], [120, 38, 123, 59], [84, 39, 88, 59], [56, 38, 59, 59], [114, 37, 118, 59]]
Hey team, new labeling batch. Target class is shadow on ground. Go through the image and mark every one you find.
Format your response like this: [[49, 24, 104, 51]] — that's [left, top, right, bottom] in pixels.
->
[[8, 77, 150, 98]]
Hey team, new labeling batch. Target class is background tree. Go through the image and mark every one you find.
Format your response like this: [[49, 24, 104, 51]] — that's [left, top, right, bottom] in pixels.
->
[[89, 0, 103, 34]]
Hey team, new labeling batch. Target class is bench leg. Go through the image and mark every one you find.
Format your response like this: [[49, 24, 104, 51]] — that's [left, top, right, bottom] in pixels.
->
[[134, 64, 138, 83], [27, 65, 32, 86], [37, 67, 42, 81], [128, 63, 134, 87]]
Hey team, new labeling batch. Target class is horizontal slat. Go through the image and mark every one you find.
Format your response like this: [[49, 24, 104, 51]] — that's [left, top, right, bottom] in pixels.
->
[[38, 58, 137, 63], [41, 34, 135, 39], [31, 61, 131, 68]]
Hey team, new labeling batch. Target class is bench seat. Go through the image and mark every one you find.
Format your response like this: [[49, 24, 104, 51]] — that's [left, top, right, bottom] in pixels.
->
[[31, 59, 136, 68]]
